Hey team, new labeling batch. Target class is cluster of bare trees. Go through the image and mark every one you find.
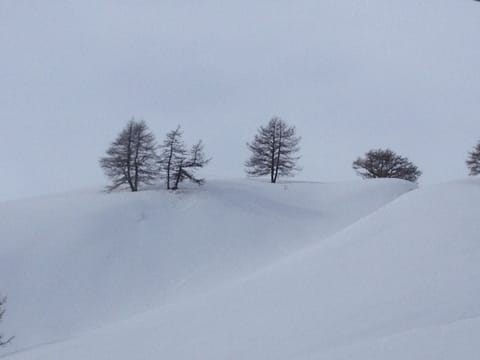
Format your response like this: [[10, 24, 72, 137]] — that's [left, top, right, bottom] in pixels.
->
[[351, 141, 480, 182], [244, 117, 424, 183], [101, 117, 480, 191], [245, 120, 480, 183], [100, 120, 209, 192]]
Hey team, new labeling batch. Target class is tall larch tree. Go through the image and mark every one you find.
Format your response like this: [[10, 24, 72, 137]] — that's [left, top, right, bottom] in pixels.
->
[[158, 126, 187, 190], [158, 127, 210, 190], [245, 117, 301, 183], [100, 119, 158, 192]]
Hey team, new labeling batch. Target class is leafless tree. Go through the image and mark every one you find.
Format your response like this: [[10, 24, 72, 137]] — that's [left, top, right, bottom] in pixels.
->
[[245, 117, 301, 183], [158, 126, 186, 190], [171, 140, 210, 190], [100, 119, 158, 192], [353, 148, 422, 182], [158, 127, 210, 190], [466, 140, 480, 176], [0, 296, 13, 347]]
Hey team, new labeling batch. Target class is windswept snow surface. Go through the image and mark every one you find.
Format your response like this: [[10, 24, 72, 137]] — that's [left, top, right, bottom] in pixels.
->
[[2, 178, 480, 359], [2, 178, 480, 360], [0, 179, 414, 356], [1, 179, 480, 360]]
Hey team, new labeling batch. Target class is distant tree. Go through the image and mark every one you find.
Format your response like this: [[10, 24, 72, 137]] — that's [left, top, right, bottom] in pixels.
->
[[158, 127, 210, 190], [100, 119, 158, 192], [353, 149, 422, 182], [466, 140, 480, 176], [245, 117, 301, 183], [0, 296, 13, 347]]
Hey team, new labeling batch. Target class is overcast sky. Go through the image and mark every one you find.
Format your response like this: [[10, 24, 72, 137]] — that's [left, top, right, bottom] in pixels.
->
[[1, 0, 479, 201]]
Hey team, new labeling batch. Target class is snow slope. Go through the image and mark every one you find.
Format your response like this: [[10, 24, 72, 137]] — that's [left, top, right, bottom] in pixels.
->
[[2, 178, 479, 360], [0, 179, 413, 355]]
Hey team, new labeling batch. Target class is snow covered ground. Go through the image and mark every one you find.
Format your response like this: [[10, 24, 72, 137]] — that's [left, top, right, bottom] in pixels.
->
[[1, 178, 479, 359]]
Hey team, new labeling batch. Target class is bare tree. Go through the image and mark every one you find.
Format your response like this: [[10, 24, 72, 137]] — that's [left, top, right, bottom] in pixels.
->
[[171, 140, 210, 190], [466, 140, 480, 176], [100, 119, 158, 192], [158, 126, 186, 190], [0, 296, 13, 347], [353, 149, 422, 182], [245, 117, 301, 183], [159, 127, 210, 190]]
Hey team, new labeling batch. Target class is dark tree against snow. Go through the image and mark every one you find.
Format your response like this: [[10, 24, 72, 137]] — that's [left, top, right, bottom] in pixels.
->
[[0, 295, 13, 347], [171, 140, 210, 190], [100, 119, 158, 192], [158, 127, 210, 190], [466, 140, 480, 176], [352, 149, 422, 183], [158, 126, 186, 190], [245, 117, 301, 183]]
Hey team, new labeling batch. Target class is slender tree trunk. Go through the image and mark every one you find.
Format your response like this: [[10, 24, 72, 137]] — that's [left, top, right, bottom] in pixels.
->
[[133, 163, 139, 191], [126, 124, 136, 191], [270, 122, 277, 183], [133, 136, 140, 192], [270, 147, 275, 183], [122, 168, 135, 192], [273, 127, 283, 183], [173, 165, 182, 190], [166, 143, 174, 190]]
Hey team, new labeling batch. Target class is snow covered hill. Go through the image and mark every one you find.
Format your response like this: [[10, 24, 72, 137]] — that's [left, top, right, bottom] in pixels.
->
[[0, 179, 414, 357], [0, 179, 480, 360], [2, 178, 479, 359]]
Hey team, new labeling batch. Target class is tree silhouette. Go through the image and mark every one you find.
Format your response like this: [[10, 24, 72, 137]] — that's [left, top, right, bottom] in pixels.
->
[[158, 127, 210, 190], [0, 296, 13, 347], [353, 149, 422, 182], [466, 140, 480, 176], [245, 117, 301, 183], [100, 119, 158, 192]]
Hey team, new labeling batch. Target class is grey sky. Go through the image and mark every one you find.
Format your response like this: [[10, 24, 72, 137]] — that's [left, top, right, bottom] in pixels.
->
[[1, 0, 479, 201]]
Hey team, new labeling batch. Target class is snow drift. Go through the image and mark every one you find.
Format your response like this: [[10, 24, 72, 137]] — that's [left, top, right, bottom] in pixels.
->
[[2, 178, 479, 359], [2, 178, 480, 359], [0, 179, 413, 356]]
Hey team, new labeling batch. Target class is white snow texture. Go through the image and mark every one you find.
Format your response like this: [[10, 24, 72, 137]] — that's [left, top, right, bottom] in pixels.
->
[[1, 177, 480, 359]]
